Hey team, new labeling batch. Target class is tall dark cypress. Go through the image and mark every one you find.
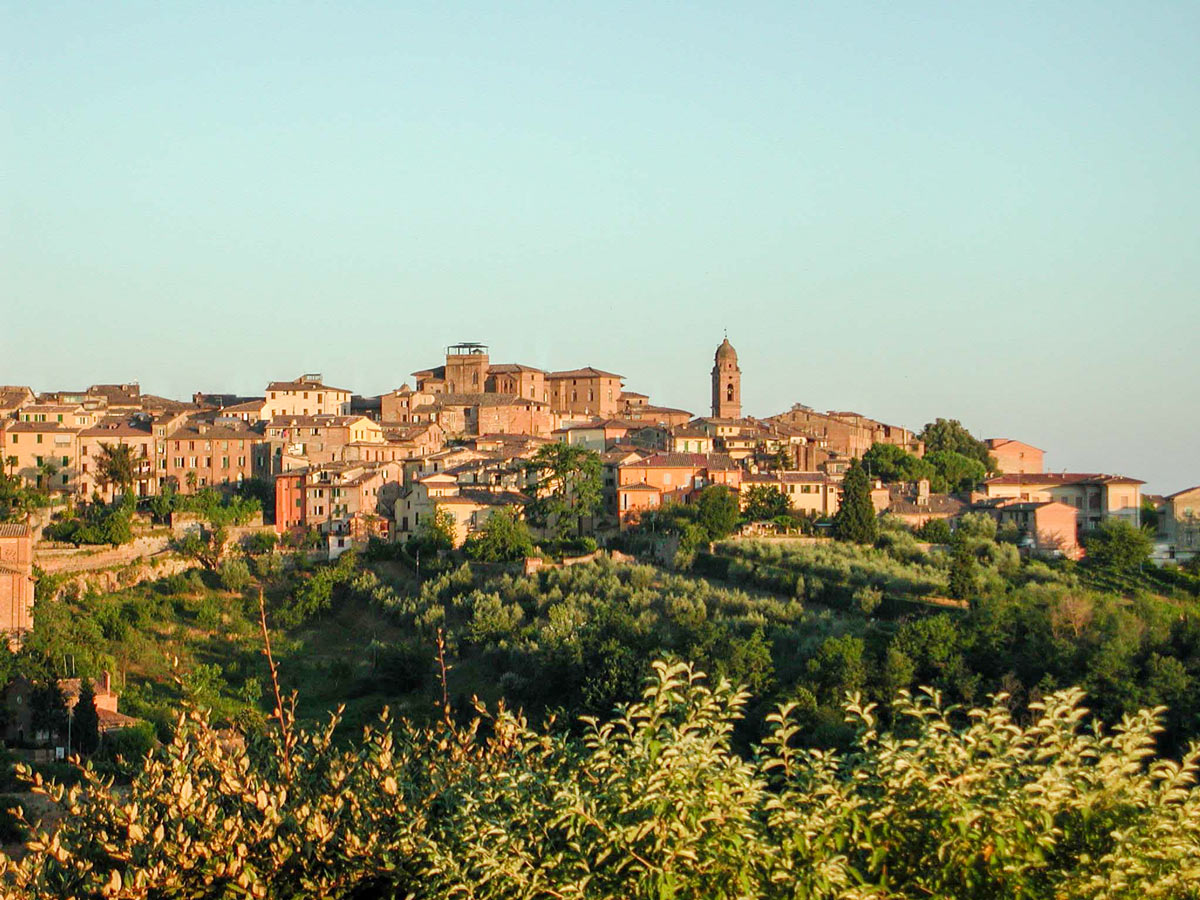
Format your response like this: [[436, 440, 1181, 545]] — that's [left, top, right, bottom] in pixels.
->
[[834, 460, 878, 544]]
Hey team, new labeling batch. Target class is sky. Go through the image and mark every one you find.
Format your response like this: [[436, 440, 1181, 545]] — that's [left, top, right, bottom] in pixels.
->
[[3, 2, 1198, 493]]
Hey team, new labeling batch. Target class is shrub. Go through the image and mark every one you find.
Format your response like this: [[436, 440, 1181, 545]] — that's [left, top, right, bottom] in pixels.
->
[[4, 663, 1198, 899], [218, 557, 252, 593]]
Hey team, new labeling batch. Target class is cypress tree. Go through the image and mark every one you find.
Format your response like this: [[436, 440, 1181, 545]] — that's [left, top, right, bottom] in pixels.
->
[[73, 681, 101, 755], [834, 460, 878, 544], [948, 546, 978, 601]]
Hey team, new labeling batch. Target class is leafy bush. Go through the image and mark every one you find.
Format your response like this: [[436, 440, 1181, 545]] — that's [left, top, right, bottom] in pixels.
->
[[4, 662, 1198, 898], [218, 557, 252, 593]]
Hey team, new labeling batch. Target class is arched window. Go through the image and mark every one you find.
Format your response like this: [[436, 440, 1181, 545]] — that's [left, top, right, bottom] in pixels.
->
[[726, 383, 735, 402]]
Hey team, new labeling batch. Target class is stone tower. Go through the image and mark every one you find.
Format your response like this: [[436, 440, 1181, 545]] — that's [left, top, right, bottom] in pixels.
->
[[711, 337, 741, 419]]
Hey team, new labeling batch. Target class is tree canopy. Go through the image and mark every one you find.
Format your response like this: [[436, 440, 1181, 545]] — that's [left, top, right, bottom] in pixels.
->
[[918, 418, 997, 473], [833, 459, 878, 544], [522, 443, 603, 538], [741, 484, 792, 522]]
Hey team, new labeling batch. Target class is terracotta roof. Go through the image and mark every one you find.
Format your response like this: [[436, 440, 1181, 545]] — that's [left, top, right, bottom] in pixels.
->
[[1166, 485, 1200, 500], [98, 708, 142, 732], [167, 423, 261, 441], [618, 482, 662, 492], [623, 452, 738, 470], [431, 392, 545, 408], [0, 524, 31, 538], [547, 367, 624, 380], [267, 379, 352, 394], [744, 471, 834, 485], [2, 420, 82, 434], [218, 399, 268, 413], [80, 418, 153, 438], [985, 438, 1045, 453], [267, 415, 372, 428], [985, 473, 1145, 486], [442, 489, 528, 506], [487, 363, 545, 374]]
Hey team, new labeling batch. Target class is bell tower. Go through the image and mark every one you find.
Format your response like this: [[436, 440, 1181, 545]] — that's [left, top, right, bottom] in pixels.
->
[[711, 336, 741, 419]]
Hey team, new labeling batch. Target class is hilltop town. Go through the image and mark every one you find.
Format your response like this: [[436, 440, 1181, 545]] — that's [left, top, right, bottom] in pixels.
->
[[3, 337, 1195, 650]]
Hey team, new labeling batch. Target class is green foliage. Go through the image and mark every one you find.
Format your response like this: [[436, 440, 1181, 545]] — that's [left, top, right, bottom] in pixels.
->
[[693, 484, 741, 539], [71, 683, 100, 756], [919, 417, 998, 472], [170, 525, 229, 570], [833, 459, 878, 544], [949, 545, 979, 600], [463, 508, 534, 562], [218, 557, 253, 593], [924, 448, 989, 492], [1083, 518, 1154, 572], [95, 442, 136, 493], [0, 469, 52, 523], [863, 441, 937, 483], [522, 443, 603, 538], [6, 662, 1198, 899], [741, 484, 791, 522], [44, 494, 135, 546], [241, 530, 278, 556], [914, 517, 953, 543]]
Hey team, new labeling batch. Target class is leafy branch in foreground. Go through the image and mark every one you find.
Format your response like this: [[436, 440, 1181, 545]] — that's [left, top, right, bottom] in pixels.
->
[[1, 661, 1198, 899]]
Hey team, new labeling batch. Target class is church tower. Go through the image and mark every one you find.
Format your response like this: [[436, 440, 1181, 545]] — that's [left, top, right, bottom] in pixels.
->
[[711, 337, 741, 419]]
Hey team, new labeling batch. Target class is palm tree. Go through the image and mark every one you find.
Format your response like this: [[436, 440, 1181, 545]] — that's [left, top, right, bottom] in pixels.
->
[[97, 443, 135, 497], [37, 459, 60, 491]]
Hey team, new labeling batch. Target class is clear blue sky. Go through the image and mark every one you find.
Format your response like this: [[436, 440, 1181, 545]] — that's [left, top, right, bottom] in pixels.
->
[[4, 2, 1197, 492]]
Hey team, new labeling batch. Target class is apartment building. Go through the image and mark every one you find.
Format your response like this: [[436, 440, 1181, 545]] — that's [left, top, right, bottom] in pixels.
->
[[739, 471, 843, 518], [979, 473, 1144, 531], [160, 421, 267, 492], [546, 368, 624, 418], [985, 439, 1045, 475], [264, 375, 352, 418]]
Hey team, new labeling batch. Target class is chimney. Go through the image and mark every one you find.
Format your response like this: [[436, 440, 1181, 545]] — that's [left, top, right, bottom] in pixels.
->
[[103, 670, 111, 694]]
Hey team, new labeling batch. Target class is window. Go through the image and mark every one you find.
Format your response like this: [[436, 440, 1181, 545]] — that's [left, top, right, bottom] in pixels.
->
[[36, 434, 42, 444], [61, 456, 69, 467]]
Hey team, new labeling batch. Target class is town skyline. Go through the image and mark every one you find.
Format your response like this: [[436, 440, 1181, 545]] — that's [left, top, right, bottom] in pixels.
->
[[2, 333, 1190, 495]]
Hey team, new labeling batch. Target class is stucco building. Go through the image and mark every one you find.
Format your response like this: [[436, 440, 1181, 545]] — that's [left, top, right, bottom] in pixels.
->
[[0, 524, 34, 647]]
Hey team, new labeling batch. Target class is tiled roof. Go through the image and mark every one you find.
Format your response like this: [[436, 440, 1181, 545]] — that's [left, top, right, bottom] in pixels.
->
[[487, 363, 545, 374], [2, 421, 82, 434], [547, 367, 624, 380], [166, 423, 261, 441], [0, 523, 32, 538], [80, 418, 153, 437], [267, 380, 352, 394], [431, 393, 546, 409], [623, 452, 738, 470], [743, 471, 833, 485], [985, 438, 1044, 452], [1166, 485, 1200, 500], [985, 473, 1145, 486], [218, 399, 268, 412], [618, 482, 662, 492], [444, 489, 528, 506]]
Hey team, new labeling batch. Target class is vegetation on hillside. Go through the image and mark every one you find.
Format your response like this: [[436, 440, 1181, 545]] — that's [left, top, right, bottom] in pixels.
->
[[3, 660, 1198, 899]]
